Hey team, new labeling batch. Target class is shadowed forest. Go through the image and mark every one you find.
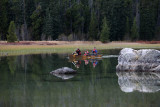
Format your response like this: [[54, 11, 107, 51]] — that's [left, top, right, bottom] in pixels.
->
[[0, 0, 160, 41]]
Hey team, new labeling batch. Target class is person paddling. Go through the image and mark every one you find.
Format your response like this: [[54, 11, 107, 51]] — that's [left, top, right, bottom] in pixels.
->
[[92, 47, 98, 55], [84, 50, 89, 56], [76, 48, 81, 55]]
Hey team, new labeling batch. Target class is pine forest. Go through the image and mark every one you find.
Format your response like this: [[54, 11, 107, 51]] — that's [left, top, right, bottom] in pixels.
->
[[0, 0, 160, 41]]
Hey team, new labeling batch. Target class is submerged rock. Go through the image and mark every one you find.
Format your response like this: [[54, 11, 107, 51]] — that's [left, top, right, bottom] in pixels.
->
[[50, 67, 76, 74], [116, 48, 160, 72], [116, 71, 160, 93]]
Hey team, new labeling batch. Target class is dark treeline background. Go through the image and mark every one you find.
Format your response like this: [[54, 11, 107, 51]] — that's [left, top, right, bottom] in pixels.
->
[[0, 0, 160, 41]]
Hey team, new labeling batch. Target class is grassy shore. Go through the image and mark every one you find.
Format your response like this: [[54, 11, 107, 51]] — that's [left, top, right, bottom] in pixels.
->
[[0, 41, 160, 56]]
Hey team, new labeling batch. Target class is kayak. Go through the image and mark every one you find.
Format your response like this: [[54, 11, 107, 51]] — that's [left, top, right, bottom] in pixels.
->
[[69, 54, 102, 61]]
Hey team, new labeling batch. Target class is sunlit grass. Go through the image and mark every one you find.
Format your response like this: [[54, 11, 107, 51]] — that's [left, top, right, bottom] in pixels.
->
[[0, 42, 160, 56]]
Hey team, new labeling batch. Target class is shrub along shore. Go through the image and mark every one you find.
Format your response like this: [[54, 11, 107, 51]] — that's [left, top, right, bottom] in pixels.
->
[[0, 41, 160, 56]]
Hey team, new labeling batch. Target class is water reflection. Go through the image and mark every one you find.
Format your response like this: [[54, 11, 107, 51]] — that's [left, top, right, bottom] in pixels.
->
[[71, 59, 100, 68], [50, 67, 76, 80], [0, 51, 160, 106], [7, 56, 17, 74], [51, 73, 75, 80], [116, 71, 160, 93], [72, 60, 82, 68], [91, 59, 98, 68]]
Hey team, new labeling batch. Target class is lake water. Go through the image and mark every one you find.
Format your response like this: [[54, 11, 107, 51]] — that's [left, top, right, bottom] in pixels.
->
[[0, 49, 160, 107]]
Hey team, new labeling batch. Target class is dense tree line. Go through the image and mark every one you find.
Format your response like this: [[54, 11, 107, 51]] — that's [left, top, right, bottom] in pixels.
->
[[0, 0, 160, 42]]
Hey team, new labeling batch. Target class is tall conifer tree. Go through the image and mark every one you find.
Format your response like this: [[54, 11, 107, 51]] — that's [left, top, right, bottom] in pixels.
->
[[30, 5, 43, 40], [7, 21, 17, 42], [89, 11, 98, 40], [131, 18, 139, 40], [44, 8, 53, 40], [100, 17, 110, 42], [0, 0, 8, 39]]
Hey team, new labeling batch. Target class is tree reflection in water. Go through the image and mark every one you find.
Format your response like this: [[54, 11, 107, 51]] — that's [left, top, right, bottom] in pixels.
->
[[0, 52, 160, 106]]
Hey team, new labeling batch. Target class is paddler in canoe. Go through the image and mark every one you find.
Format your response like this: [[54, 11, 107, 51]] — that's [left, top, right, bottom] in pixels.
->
[[72, 48, 81, 55], [76, 48, 81, 55], [84, 50, 90, 56], [69, 47, 102, 61], [92, 47, 98, 55]]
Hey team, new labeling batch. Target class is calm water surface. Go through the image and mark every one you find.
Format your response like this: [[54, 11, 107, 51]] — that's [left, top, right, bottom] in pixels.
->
[[0, 49, 160, 107]]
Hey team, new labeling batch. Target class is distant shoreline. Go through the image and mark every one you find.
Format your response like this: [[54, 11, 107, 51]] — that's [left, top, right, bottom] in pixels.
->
[[0, 41, 160, 56], [1, 41, 160, 45]]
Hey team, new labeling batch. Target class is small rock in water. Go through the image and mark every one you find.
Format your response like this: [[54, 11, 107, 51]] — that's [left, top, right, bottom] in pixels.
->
[[50, 67, 76, 74]]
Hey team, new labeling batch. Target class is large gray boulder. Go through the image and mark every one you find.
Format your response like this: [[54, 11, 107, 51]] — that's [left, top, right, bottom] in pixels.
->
[[50, 67, 76, 74], [116, 71, 160, 93], [116, 48, 160, 72]]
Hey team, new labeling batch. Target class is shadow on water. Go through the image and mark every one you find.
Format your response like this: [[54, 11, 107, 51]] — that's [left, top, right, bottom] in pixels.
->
[[0, 49, 160, 107]]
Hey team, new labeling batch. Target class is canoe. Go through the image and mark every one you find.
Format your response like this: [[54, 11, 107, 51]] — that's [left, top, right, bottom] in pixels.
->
[[69, 54, 102, 61]]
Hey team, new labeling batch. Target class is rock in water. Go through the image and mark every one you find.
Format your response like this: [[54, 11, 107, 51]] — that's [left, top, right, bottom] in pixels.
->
[[52, 73, 75, 80], [50, 67, 76, 74], [116, 48, 160, 72], [116, 71, 160, 93]]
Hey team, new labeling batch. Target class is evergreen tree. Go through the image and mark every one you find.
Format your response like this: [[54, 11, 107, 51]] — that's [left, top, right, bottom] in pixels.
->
[[44, 8, 53, 40], [7, 21, 17, 42], [30, 5, 43, 40], [83, 5, 90, 34], [0, 0, 8, 40], [72, 3, 85, 34], [124, 17, 130, 40], [9, 0, 24, 25], [124, 0, 132, 40], [50, 1, 61, 40], [110, 0, 126, 41], [44, 1, 61, 40], [65, 7, 73, 35], [101, 0, 113, 20], [89, 11, 98, 40], [140, 0, 157, 40], [100, 17, 110, 43], [0, 0, 160, 41], [25, 0, 36, 27], [131, 18, 139, 40]]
